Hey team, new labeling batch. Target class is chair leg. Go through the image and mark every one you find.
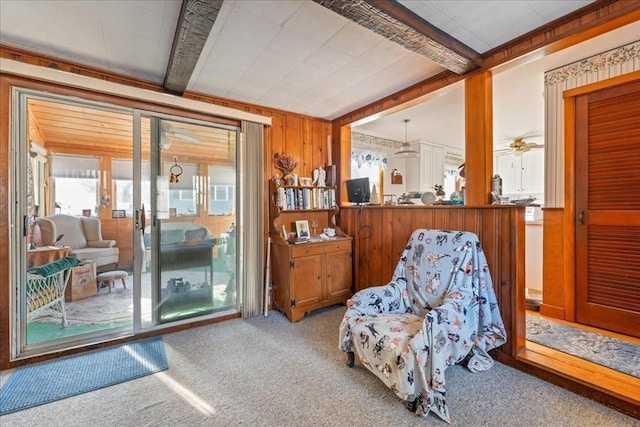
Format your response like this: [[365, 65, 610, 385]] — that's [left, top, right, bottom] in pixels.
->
[[346, 351, 355, 367], [405, 398, 418, 413]]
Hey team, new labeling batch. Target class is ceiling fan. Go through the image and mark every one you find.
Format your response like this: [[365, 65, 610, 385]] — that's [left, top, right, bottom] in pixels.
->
[[160, 122, 201, 149], [506, 137, 544, 153]]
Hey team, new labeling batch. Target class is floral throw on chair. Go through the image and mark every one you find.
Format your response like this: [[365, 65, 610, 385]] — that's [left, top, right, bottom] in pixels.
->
[[339, 229, 507, 423]]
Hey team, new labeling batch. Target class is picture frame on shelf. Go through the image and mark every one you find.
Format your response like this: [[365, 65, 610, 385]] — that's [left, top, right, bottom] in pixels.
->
[[295, 220, 310, 240], [111, 209, 126, 219]]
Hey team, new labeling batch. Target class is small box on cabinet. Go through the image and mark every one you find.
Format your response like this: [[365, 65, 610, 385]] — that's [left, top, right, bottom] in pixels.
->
[[65, 260, 97, 301]]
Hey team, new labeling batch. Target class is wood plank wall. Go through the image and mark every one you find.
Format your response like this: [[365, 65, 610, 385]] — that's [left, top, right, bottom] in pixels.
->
[[339, 205, 526, 358]]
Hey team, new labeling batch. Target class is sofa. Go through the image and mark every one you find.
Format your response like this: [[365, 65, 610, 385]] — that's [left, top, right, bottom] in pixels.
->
[[36, 214, 119, 269]]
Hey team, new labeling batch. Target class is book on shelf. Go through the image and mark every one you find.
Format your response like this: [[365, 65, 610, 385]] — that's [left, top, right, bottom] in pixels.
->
[[276, 187, 336, 210]]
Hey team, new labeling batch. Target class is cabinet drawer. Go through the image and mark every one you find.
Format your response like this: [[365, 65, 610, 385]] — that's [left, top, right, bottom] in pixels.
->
[[325, 240, 352, 253], [291, 244, 326, 258]]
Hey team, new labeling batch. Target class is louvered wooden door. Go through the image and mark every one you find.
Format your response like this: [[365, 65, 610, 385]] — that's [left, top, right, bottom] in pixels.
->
[[575, 79, 640, 338]]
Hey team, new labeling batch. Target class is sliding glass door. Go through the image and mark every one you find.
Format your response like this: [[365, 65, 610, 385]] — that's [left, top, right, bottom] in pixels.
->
[[11, 88, 241, 359]]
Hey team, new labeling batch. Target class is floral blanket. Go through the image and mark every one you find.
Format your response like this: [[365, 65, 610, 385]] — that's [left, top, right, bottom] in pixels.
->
[[339, 229, 507, 423]]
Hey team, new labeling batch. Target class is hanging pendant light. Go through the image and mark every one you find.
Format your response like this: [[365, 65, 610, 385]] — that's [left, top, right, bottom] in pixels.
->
[[393, 119, 419, 158]]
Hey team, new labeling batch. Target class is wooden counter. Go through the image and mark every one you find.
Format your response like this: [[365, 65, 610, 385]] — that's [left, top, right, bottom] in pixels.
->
[[338, 204, 526, 359]]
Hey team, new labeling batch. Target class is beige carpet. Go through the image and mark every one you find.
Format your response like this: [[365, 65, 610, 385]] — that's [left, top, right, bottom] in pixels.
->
[[5, 305, 638, 427]]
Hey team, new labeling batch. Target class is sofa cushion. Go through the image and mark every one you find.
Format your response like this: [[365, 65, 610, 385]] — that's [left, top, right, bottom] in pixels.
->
[[72, 247, 120, 261], [50, 215, 87, 249]]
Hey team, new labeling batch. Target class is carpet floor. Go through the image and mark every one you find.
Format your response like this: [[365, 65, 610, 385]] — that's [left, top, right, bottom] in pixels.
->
[[1, 306, 637, 426], [526, 315, 640, 379], [0, 337, 167, 415]]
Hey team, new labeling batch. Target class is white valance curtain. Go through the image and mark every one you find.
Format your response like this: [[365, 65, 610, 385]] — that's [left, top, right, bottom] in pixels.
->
[[351, 132, 395, 169], [50, 154, 99, 178]]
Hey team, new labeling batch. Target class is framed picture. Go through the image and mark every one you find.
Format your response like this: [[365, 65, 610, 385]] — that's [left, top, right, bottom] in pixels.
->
[[169, 207, 177, 217], [295, 220, 310, 239], [111, 209, 126, 219], [82, 209, 92, 217]]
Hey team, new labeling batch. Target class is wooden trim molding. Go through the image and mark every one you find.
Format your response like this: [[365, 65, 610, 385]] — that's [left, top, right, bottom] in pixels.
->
[[540, 208, 566, 320], [563, 96, 577, 322], [563, 70, 640, 98], [464, 71, 493, 205]]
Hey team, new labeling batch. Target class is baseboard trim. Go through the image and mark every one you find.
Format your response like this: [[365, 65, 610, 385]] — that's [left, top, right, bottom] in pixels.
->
[[539, 303, 564, 319]]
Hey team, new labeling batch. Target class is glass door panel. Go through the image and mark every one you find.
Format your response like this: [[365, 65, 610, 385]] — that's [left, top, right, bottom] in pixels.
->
[[142, 116, 238, 325], [17, 92, 135, 353]]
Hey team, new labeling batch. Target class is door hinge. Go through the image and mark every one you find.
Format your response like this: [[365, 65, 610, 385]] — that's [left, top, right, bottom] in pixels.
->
[[291, 299, 296, 307], [289, 260, 294, 268]]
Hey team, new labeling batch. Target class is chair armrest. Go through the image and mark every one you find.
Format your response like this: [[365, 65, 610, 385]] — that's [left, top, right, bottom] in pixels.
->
[[87, 240, 116, 248], [345, 281, 410, 317]]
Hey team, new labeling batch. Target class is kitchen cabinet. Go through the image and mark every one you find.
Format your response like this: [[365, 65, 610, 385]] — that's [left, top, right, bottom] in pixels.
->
[[268, 180, 352, 321], [406, 142, 445, 192], [495, 150, 544, 196]]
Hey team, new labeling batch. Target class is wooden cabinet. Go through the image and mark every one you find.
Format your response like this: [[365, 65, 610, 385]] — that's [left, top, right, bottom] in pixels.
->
[[268, 179, 352, 321], [495, 150, 544, 196], [406, 141, 446, 192], [271, 238, 352, 322]]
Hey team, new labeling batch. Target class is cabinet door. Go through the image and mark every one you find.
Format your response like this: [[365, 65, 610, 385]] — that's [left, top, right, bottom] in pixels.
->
[[291, 255, 324, 308], [520, 149, 544, 195], [431, 146, 444, 188], [496, 153, 520, 195], [326, 250, 352, 299]]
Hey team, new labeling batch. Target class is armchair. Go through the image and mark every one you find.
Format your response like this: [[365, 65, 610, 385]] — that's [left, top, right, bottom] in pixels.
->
[[339, 229, 507, 423], [36, 214, 119, 269]]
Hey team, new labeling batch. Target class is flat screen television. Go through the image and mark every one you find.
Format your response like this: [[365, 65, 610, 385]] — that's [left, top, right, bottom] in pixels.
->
[[346, 177, 370, 205]]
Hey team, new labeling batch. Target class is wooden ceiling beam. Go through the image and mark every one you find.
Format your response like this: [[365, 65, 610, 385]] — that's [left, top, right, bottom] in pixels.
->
[[313, 0, 481, 74], [163, 0, 223, 96]]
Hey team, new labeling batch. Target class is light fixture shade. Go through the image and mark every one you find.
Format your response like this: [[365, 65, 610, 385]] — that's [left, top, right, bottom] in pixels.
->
[[393, 119, 419, 158]]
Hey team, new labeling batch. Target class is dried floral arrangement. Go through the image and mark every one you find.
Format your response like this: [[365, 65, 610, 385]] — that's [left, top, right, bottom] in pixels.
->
[[272, 152, 298, 175]]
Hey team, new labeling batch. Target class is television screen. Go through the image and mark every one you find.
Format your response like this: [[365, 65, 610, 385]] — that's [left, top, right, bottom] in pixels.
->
[[346, 177, 370, 204]]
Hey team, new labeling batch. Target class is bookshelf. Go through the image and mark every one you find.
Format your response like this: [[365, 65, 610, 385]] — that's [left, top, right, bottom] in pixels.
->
[[268, 179, 352, 321]]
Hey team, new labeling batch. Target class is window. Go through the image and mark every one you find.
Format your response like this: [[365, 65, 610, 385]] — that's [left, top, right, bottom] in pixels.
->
[[208, 166, 235, 215], [50, 155, 99, 216], [112, 159, 150, 216], [165, 162, 198, 216]]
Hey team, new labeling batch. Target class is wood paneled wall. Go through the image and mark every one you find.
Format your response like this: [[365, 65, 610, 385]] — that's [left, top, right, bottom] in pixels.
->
[[540, 208, 566, 319], [339, 205, 526, 358]]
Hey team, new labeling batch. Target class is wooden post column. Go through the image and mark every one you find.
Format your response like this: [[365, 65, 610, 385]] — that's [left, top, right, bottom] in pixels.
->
[[465, 71, 493, 205]]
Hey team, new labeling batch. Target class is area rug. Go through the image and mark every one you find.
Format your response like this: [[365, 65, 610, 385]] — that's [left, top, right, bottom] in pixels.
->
[[0, 336, 167, 415], [35, 270, 232, 325], [526, 315, 640, 378]]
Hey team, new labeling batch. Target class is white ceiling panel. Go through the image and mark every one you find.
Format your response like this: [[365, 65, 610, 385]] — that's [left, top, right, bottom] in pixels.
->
[[284, 1, 348, 43], [400, 0, 594, 53]]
